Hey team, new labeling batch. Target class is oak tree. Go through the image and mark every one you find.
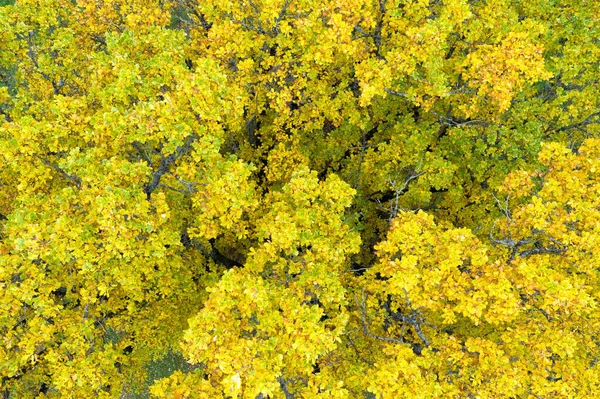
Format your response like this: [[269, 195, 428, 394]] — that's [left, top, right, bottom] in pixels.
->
[[1, 0, 599, 398]]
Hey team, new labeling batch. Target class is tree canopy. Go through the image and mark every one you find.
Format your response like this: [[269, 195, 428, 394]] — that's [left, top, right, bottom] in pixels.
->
[[1, 0, 599, 397]]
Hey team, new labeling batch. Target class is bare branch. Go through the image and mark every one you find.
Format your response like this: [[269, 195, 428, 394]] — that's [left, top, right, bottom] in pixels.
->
[[0, 107, 12, 122], [358, 289, 406, 345], [143, 135, 196, 198], [353, 130, 368, 190], [388, 170, 425, 220], [174, 175, 201, 193], [384, 88, 408, 98], [492, 193, 512, 220], [519, 246, 566, 258], [82, 302, 89, 321], [37, 156, 82, 189], [273, 0, 293, 34], [344, 334, 375, 366], [156, 184, 187, 194], [277, 376, 295, 399], [490, 223, 568, 261], [489, 225, 529, 262], [132, 141, 154, 166], [432, 111, 488, 128], [385, 290, 432, 348], [556, 111, 600, 133], [533, 306, 552, 322]]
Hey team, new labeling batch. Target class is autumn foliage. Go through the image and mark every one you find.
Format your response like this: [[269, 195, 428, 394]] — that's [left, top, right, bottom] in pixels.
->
[[1, 0, 599, 397]]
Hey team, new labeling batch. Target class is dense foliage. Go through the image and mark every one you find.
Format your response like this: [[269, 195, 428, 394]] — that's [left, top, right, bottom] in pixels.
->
[[1, 0, 599, 397]]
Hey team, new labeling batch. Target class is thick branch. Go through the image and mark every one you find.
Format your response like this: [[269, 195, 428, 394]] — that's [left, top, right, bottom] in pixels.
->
[[490, 225, 567, 262], [358, 289, 432, 351], [432, 111, 488, 128], [519, 246, 566, 258], [180, 231, 243, 269], [277, 376, 295, 399], [0, 106, 12, 122], [272, 0, 293, 35], [556, 111, 600, 133], [37, 156, 82, 189], [382, 296, 431, 348], [384, 88, 408, 98], [142, 135, 196, 199], [490, 229, 529, 262]]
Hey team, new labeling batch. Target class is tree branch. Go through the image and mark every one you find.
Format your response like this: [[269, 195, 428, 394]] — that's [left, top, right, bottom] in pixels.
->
[[556, 111, 600, 133], [519, 246, 566, 258], [277, 376, 295, 399], [387, 169, 425, 220], [37, 156, 82, 189], [358, 289, 425, 347], [384, 88, 408, 98], [142, 135, 196, 199], [383, 292, 432, 348]]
